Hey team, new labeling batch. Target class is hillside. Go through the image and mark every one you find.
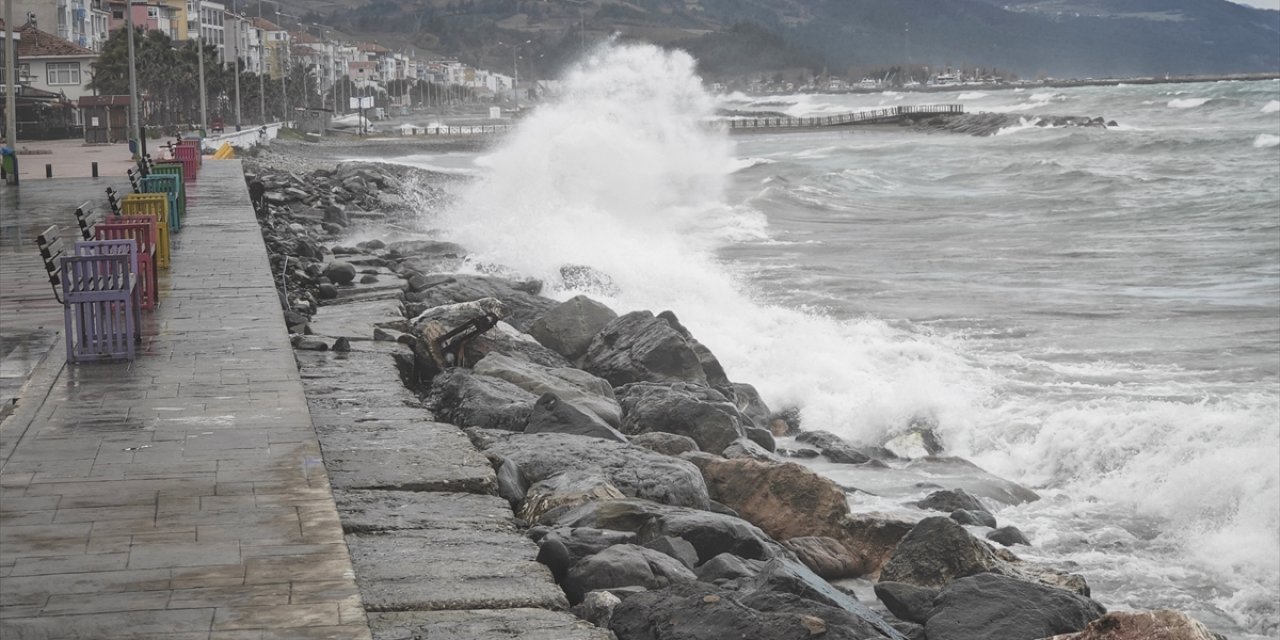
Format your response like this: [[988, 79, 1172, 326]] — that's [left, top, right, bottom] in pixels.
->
[[261, 0, 1280, 80]]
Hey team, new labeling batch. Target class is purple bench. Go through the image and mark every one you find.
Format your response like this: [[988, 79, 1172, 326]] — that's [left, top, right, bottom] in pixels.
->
[[36, 225, 140, 364]]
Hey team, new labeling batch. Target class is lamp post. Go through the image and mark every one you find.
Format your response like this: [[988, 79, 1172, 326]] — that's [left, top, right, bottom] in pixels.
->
[[231, 1, 242, 130], [126, 0, 143, 158], [4, 0, 18, 185], [498, 39, 530, 110], [196, 0, 207, 133]]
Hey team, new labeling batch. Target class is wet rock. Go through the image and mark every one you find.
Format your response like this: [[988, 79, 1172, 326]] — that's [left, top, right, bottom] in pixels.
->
[[324, 260, 357, 285], [293, 336, 329, 351], [369, 609, 612, 640], [538, 527, 639, 568], [483, 433, 710, 510], [688, 455, 851, 545], [742, 557, 910, 640], [916, 488, 991, 516], [950, 509, 996, 528], [874, 581, 938, 625], [745, 426, 776, 452], [695, 552, 764, 583], [642, 535, 699, 570], [425, 368, 538, 432], [404, 274, 555, 332], [729, 382, 773, 430], [360, 274, 380, 284], [1043, 609, 1222, 640], [528, 295, 619, 362], [617, 382, 745, 455], [497, 458, 528, 508], [657, 310, 731, 391], [318, 283, 339, 300], [629, 432, 700, 457], [582, 311, 708, 387], [548, 499, 777, 564], [924, 573, 1105, 640], [987, 526, 1031, 547], [904, 457, 1040, 506], [524, 393, 628, 443], [782, 536, 862, 579], [518, 470, 627, 523], [474, 353, 621, 428], [572, 590, 623, 629], [878, 516, 1000, 589], [563, 543, 698, 604], [331, 337, 352, 352], [778, 447, 820, 459], [795, 430, 871, 464], [842, 514, 916, 577], [884, 428, 945, 459], [721, 437, 779, 462]]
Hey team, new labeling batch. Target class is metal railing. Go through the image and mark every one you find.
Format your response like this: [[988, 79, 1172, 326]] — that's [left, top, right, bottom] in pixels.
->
[[398, 124, 516, 136], [726, 104, 963, 130]]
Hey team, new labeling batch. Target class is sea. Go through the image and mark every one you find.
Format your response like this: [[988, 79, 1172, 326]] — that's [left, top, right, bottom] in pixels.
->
[[395, 44, 1280, 638]]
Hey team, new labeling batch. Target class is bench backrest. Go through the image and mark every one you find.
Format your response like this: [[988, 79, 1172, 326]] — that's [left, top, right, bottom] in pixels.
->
[[127, 168, 141, 193], [74, 202, 100, 241], [35, 225, 65, 304], [95, 218, 154, 255], [105, 187, 122, 215]]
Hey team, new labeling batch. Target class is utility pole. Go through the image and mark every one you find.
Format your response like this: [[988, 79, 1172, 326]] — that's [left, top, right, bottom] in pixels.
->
[[197, 0, 207, 133], [257, 3, 265, 123], [4, 0, 18, 185], [232, 0, 242, 129], [126, 0, 143, 158]]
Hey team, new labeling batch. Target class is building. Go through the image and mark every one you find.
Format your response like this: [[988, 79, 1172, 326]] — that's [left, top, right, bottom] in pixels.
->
[[186, 0, 226, 62], [13, 24, 99, 126], [10, 0, 111, 52], [252, 17, 288, 79], [106, 1, 181, 40]]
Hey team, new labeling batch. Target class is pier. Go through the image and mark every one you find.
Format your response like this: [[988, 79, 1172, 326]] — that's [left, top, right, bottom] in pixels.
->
[[725, 104, 964, 132]]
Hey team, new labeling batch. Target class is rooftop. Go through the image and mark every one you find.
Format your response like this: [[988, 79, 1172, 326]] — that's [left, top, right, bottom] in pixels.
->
[[16, 24, 96, 58]]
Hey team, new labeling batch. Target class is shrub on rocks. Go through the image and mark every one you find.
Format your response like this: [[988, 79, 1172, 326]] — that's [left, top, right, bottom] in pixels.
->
[[617, 382, 746, 455], [582, 311, 708, 387], [924, 573, 1105, 640], [529, 295, 619, 362], [483, 433, 710, 510]]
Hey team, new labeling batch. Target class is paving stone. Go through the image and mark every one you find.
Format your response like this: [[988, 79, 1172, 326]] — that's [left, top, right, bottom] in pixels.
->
[[347, 529, 569, 612], [333, 490, 520, 534], [318, 421, 497, 494]]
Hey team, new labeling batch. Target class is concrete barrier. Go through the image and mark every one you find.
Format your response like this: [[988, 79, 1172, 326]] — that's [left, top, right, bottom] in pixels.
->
[[202, 122, 285, 152]]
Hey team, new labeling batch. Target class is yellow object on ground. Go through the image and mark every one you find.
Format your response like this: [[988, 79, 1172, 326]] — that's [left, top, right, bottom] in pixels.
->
[[212, 143, 235, 160]]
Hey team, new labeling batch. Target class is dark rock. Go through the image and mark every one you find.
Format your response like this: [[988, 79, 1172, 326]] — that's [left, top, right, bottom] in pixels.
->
[[425, 368, 538, 432], [782, 536, 861, 579], [629, 432, 700, 456], [496, 458, 527, 508], [916, 489, 991, 516], [403, 274, 555, 332], [332, 337, 352, 353], [474, 353, 621, 428], [582, 311, 707, 387], [292, 336, 328, 351], [617, 382, 745, 455], [657, 310, 730, 391], [742, 557, 909, 640], [572, 590, 622, 629], [323, 202, 349, 226], [528, 295, 619, 362], [385, 239, 467, 260], [729, 382, 773, 429], [563, 543, 697, 604], [536, 536, 572, 583], [795, 430, 870, 464], [525, 393, 628, 443], [360, 274, 380, 284], [903, 457, 1040, 506], [706, 500, 739, 519], [925, 573, 1105, 640], [483, 434, 710, 510], [950, 509, 997, 528], [318, 283, 339, 300], [540, 527, 639, 567], [987, 526, 1031, 547], [874, 581, 938, 625], [642, 535, 699, 570], [878, 517, 999, 589], [324, 260, 357, 285], [721, 438, 779, 462], [744, 427, 776, 452], [547, 499, 776, 564], [778, 447, 820, 459], [695, 553, 764, 582], [358, 238, 386, 251], [1049, 609, 1222, 640]]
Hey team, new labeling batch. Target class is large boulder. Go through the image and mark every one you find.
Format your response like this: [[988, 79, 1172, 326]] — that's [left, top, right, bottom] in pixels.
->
[[729, 382, 773, 429], [695, 553, 765, 583], [563, 544, 698, 604], [782, 536, 862, 579], [405, 273, 556, 332], [742, 557, 910, 640], [795, 430, 871, 464], [656, 310, 731, 391], [630, 432, 700, 456], [524, 393, 628, 443], [535, 527, 638, 568], [617, 382, 745, 455], [425, 368, 537, 432], [609, 581, 905, 640], [924, 573, 1105, 640], [324, 260, 357, 285], [874, 581, 938, 625], [582, 311, 707, 387], [878, 516, 1000, 589], [412, 300, 569, 372], [474, 353, 622, 428], [1043, 609, 1222, 640], [518, 470, 628, 523], [528, 295, 619, 362], [483, 433, 710, 510], [916, 488, 991, 516], [547, 499, 778, 565], [844, 514, 917, 578], [688, 455, 850, 544]]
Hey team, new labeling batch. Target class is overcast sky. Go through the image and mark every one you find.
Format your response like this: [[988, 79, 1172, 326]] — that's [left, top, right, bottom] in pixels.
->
[[1235, 0, 1280, 9]]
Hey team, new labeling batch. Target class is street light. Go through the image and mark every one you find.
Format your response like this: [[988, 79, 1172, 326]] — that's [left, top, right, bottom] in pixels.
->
[[497, 39, 530, 110]]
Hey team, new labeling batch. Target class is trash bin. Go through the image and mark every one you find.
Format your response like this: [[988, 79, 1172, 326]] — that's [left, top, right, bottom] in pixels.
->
[[1, 146, 16, 180], [128, 139, 138, 155]]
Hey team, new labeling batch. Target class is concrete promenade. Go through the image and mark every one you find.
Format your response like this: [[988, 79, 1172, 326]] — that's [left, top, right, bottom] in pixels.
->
[[0, 161, 372, 639]]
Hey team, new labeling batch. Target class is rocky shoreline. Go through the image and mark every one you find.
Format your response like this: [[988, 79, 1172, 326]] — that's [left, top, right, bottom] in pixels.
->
[[242, 152, 1224, 640]]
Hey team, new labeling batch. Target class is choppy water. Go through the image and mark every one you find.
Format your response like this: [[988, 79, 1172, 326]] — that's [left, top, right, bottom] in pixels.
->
[[407, 46, 1280, 638]]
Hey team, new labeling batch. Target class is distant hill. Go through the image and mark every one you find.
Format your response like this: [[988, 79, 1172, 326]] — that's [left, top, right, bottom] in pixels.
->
[[263, 0, 1280, 80]]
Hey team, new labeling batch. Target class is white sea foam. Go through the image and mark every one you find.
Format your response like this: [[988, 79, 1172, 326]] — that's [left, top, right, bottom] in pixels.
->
[[1168, 97, 1211, 109], [1254, 134, 1280, 149], [995, 117, 1044, 135], [1262, 100, 1280, 114], [958, 91, 989, 100]]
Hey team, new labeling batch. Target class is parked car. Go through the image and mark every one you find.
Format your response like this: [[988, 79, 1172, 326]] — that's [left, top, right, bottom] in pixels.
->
[[211, 117, 225, 133]]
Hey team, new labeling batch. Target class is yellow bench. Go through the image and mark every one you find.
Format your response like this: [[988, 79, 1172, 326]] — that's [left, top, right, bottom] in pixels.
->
[[121, 194, 171, 268]]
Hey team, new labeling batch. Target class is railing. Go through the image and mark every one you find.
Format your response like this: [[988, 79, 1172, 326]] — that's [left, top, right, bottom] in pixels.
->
[[398, 124, 516, 136], [726, 104, 963, 130]]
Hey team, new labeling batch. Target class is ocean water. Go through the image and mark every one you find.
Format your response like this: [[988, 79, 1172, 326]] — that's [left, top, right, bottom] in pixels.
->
[[410, 45, 1280, 638]]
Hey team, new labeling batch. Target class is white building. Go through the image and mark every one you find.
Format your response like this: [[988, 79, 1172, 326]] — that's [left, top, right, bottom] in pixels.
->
[[186, 0, 226, 62], [10, 0, 111, 52], [13, 24, 99, 125]]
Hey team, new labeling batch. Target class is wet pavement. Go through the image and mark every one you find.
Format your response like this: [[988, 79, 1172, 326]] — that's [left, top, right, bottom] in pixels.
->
[[0, 161, 372, 639]]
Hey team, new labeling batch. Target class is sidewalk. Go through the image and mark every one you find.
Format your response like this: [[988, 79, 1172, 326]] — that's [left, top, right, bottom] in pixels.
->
[[0, 160, 371, 639], [4, 139, 138, 181]]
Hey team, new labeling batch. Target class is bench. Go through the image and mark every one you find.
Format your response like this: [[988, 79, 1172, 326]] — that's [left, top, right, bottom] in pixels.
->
[[75, 203, 158, 310], [105, 187, 122, 215], [139, 174, 182, 231], [121, 193, 171, 269], [36, 225, 140, 363]]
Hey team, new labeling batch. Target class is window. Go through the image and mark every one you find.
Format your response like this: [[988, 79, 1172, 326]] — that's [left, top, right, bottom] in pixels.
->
[[47, 62, 82, 85]]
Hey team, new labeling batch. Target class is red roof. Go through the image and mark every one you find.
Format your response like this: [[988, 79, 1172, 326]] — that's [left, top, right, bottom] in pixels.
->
[[16, 24, 95, 58], [357, 42, 390, 53], [251, 17, 283, 31], [291, 31, 320, 44]]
